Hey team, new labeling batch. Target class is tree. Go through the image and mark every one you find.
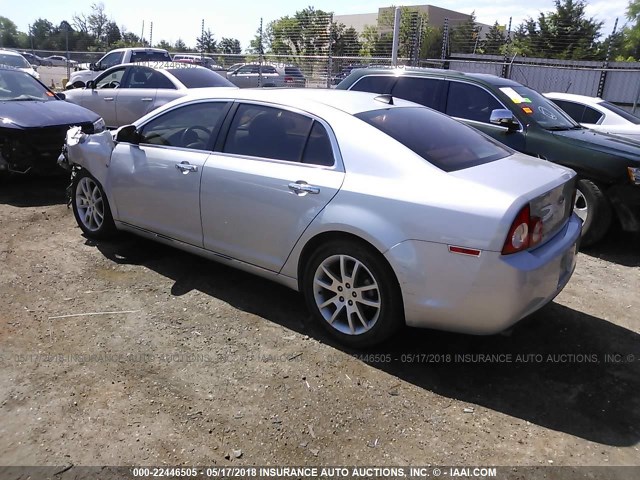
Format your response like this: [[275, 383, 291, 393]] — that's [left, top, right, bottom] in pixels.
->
[[481, 22, 507, 55], [332, 26, 360, 56], [364, 7, 437, 61], [0, 16, 21, 48], [266, 7, 333, 56], [174, 38, 187, 51], [30, 19, 55, 49], [449, 11, 480, 54], [104, 21, 121, 47], [512, 0, 603, 60], [616, 1, 640, 60], [87, 2, 109, 42], [196, 28, 217, 53], [219, 37, 241, 54], [156, 40, 172, 50]]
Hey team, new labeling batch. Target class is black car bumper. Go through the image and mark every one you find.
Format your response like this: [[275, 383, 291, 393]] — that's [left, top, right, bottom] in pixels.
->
[[0, 124, 92, 174]]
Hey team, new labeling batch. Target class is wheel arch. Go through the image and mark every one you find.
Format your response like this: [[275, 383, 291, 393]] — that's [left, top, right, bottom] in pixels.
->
[[296, 231, 404, 312]]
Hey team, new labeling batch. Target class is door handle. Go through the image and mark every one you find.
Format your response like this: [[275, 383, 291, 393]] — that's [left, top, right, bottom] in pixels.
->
[[288, 182, 320, 195], [103, 97, 114, 101], [175, 161, 198, 174], [141, 98, 153, 102]]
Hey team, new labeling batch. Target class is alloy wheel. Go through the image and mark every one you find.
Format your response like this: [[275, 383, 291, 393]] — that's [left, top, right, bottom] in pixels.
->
[[312, 254, 381, 335], [75, 176, 105, 232]]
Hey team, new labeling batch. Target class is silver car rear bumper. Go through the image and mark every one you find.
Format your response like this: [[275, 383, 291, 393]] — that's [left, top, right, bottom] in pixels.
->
[[385, 214, 582, 334]]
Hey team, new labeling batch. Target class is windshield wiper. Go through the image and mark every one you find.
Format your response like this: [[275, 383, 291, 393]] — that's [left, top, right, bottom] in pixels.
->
[[546, 126, 572, 131]]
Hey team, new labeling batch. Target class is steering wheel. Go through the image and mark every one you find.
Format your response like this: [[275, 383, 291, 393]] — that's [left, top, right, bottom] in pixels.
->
[[180, 125, 210, 147], [101, 80, 120, 89]]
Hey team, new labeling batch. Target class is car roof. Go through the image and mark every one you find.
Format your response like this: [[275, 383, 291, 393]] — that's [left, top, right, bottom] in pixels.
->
[[0, 49, 24, 57], [168, 88, 419, 115], [104, 61, 209, 72], [544, 92, 605, 105], [110, 47, 169, 53], [350, 66, 523, 87]]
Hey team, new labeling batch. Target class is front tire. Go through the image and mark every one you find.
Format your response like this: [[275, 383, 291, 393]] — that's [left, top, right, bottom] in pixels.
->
[[72, 169, 116, 239], [303, 240, 403, 348], [574, 179, 611, 247]]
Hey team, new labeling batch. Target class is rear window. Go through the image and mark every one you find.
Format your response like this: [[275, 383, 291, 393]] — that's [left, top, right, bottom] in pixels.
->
[[356, 107, 511, 172], [284, 67, 304, 77], [167, 68, 235, 88], [600, 101, 640, 125], [131, 51, 171, 62]]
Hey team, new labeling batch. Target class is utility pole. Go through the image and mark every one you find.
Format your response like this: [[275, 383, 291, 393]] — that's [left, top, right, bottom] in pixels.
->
[[200, 19, 205, 60], [258, 17, 263, 88], [149, 22, 153, 47], [391, 7, 401, 67]]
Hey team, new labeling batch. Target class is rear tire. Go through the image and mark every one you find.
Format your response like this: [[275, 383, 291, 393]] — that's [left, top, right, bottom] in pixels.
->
[[574, 179, 611, 247], [71, 169, 116, 239], [302, 240, 403, 348]]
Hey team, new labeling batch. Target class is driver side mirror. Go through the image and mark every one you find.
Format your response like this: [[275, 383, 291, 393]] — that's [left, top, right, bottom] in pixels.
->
[[116, 125, 141, 144], [490, 109, 520, 132], [90, 62, 99, 71], [86, 80, 96, 89]]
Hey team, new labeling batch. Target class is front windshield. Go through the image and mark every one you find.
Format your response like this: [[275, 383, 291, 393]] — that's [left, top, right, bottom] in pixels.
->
[[499, 86, 579, 130], [0, 53, 30, 69], [0, 68, 56, 101]]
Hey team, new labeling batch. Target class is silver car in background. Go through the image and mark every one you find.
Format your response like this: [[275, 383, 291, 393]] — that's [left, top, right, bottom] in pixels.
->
[[63, 62, 236, 128], [61, 89, 581, 348], [226, 63, 306, 88]]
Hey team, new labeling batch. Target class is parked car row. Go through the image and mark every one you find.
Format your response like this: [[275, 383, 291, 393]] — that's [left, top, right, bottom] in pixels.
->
[[336, 67, 640, 246], [63, 62, 236, 128], [6, 56, 639, 348]]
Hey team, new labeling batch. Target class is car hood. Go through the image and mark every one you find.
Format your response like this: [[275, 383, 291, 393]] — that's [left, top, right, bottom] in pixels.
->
[[550, 127, 640, 164], [0, 100, 99, 129]]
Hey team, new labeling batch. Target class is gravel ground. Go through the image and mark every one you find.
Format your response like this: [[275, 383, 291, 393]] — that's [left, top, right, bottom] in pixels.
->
[[0, 175, 638, 470]]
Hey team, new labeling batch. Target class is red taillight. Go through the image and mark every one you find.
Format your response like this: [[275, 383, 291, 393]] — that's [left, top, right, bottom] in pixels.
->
[[502, 205, 544, 255], [284, 76, 293, 83]]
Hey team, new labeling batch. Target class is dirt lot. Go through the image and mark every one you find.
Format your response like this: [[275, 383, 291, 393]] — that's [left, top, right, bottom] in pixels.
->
[[0, 175, 638, 470]]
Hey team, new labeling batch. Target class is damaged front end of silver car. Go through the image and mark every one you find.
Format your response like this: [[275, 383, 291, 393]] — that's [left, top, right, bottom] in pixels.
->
[[58, 126, 116, 205]]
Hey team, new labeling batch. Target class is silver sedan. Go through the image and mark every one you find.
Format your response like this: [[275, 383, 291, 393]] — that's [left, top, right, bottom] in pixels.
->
[[61, 89, 581, 348], [63, 62, 236, 128]]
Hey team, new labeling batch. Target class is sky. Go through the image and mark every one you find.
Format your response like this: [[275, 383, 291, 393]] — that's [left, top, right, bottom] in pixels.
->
[[3, 0, 630, 51]]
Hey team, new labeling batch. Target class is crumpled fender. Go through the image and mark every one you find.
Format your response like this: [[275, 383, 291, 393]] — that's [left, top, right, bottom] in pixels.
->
[[59, 126, 115, 188]]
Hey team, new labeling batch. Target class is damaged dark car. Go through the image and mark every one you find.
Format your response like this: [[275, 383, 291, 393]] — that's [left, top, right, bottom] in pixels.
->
[[0, 66, 104, 175]]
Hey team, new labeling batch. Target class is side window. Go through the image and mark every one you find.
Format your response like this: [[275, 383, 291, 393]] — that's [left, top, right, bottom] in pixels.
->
[[123, 67, 175, 89], [237, 65, 257, 74], [551, 99, 586, 123], [350, 75, 396, 94], [445, 82, 503, 123], [392, 77, 443, 110], [223, 104, 313, 162], [100, 51, 124, 69], [138, 102, 229, 150], [581, 105, 604, 124], [302, 122, 334, 166], [261, 65, 277, 74], [95, 68, 126, 89]]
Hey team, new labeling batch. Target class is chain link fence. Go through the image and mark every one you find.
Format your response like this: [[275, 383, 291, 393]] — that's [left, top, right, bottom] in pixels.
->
[[11, 9, 640, 108]]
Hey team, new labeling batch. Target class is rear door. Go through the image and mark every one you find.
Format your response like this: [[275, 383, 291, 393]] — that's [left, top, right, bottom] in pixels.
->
[[200, 102, 344, 272], [115, 66, 177, 126], [83, 67, 127, 127]]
